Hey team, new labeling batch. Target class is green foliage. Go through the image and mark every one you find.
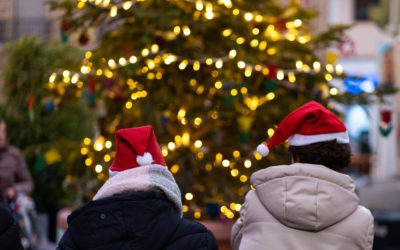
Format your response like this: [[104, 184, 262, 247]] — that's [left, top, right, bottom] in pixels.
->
[[0, 35, 97, 210]]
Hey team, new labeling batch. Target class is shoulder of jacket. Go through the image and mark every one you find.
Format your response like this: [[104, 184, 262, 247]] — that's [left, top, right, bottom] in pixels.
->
[[5, 146, 21, 156]]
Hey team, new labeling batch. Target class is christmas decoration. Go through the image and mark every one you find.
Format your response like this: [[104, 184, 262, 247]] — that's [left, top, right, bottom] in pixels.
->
[[47, 0, 350, 219]]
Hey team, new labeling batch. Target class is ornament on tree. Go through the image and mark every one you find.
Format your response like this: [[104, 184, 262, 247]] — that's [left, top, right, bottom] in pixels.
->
[[339, 39, 356, 57], [266, 64, 278, 80], [60, 19, 70, 42], [88, 77, 97, 93], [379, 109, 393, 137], [28, 94, 35, 122], [275, 18, 288, 32], [44, 99, 55, 114], [325, 51, 339, 64], [79, 32, 89, 46], [263, 79, 278, 92]]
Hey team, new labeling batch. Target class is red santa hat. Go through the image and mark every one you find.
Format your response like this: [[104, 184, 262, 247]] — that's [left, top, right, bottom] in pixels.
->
[[109, 126, 167, 177], [257, 101, 349, 157]]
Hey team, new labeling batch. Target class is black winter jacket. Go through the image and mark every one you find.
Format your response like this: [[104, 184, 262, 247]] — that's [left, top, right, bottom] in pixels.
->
[[0, 203, 23, 250], [57, 191, 218, 250]]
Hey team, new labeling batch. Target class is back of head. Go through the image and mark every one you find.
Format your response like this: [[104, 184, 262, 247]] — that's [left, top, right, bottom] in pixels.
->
[[289, 140, 351, 172]]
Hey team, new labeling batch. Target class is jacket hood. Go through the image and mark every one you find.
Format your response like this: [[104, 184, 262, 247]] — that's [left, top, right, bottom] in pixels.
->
[[251, 163, 359, 231]]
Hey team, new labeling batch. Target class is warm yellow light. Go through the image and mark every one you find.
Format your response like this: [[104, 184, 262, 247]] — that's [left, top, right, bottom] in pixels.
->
[[215, 59, 223, 69], [194, 140, 203, 148], [205, 163, 212, 171], [259, 41, 267, 50], [231, 169, 239, 177], [252, 28, 260, 35], [182, 133, 190, 146], [227, 50, 237, 59], [330, 87, 338, 95], [150, 44, 159, 53], [173, 26, 181, 35], [250, 39, 259, 47], [141, 48, 150, 57], [80, 148, 88, 155], [95, 164, 103, 173], [49, 73, 56, 83], [235, 204, 242, 211], [194, 211, 201, 219], [232, 8, 239, 15], [244, 159, 252, 168], [168, 142, 176, 151], [189, 79, 197, 86], [177, 109, 186, 119], [240, 87, 248, 94], [122, 1, 132, 9], [105, 140, 112, 149], [107, 59, 115, 68], [266, 92, 275, 100], [205, 2, 213, 11], [222, 29, 232, 37], [85, 158, 92, 166], [336, 64, 343, 75], [237, 61, 245, 69], [244, 66, 252, 77], [147, 60, 155, 70], [222, 159, 230, 167], [171, 164, 180, 174], [244, 12, 253, 21], [313, 61, 321, 72], [83, 137, 91, 145], [162, 146, 168, 157], [164, 55, 175, 65], [194, 117, 202, 126], [216, 153, 223, 161], [205, 11, 214, 19], [195, 1, 203, 10], [193, 61, 200, 71], [185, 192, 193, 200], [233, 150, 240, 158], [129, 56, 137, 64], [294, 19, 302, 27], [77, 1, 85, 8], [236, 37, 245, 44], [94, 141, 103, 151], [215, 81, 222, 89], [206, 58, 213, 65], [254, 151, 262, 160], [286, 21, 295, 29], [326, 64, 334, 73], [288, 72, 296, 83], [286, 33, 296, 41], [325, 73, 333, 81], [179, 60, 188, 70], [277, 70, 284, 80], [255, 14, 263, 22], [296, 60, 303, 70], [240, 175, 247, 182], [104, 154, 111, 162], [298, 36, 309, 44], [183, 205, 189, 212], [85, 51, 92, 58], [110, 6, 117, 17], [183, 26, 191, 36], [267, 47, 276, 55], [231, 89, 238, 96], [63, 70, 70, 78], [105, 70, 113, 78]]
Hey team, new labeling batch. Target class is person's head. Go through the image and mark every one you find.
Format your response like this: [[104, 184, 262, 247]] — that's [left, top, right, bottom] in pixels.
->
[[288, 140, 351, 172], [256, 101, 350, 171], [0, 119, 7, 148], [108, 125, 167, 177]]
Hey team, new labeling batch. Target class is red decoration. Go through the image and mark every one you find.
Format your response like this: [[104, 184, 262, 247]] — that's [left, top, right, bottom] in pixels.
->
[[28, 94, 34, 109], [154, 36, 167, 50], [88, 77, 97, 93], [275, 18, 287, 32], [78, 33, 89, 45], [381, 110, 391, 124], [61, 19, 71, 32], [266, 64, 278, 80]]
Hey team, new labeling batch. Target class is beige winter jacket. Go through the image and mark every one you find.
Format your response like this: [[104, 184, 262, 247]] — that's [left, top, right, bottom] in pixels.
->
[[231, 163, 374, 250]]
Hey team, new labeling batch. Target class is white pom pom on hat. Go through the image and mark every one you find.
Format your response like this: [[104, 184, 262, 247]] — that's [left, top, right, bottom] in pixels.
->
[[257, 142, 269, 157], [255, 101, 349, 158]]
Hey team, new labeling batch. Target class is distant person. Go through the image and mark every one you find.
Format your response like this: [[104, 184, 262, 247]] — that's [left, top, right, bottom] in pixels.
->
[[231, 101, 374, 250], [0, 119, 33, 202], [0, 203, 24, 250], [57, 126, 218, 250]]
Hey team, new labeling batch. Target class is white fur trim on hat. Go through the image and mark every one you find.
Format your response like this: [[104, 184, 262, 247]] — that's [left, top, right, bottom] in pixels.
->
[[137, 152, 154, 166], [257, 143, 269, 157], [288, 131, 349, 146]]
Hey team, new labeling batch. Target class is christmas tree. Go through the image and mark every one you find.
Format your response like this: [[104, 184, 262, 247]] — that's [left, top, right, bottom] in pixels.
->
[[0, 35, 96, 211], [49, 0, 348, 219]]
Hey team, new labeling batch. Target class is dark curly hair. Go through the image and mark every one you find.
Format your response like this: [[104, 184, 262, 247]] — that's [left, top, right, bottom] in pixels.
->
[[288, 140, 351, 172]]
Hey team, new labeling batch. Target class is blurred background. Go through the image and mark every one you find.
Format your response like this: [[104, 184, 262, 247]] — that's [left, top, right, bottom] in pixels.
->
[[0, 0, 399, 249]]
